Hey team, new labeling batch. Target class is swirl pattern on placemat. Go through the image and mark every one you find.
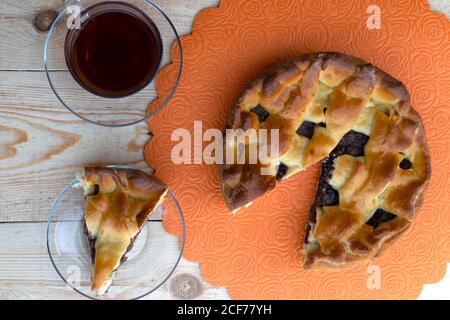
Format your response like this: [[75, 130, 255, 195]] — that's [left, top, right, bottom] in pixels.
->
[[145, 0, 450, 299]]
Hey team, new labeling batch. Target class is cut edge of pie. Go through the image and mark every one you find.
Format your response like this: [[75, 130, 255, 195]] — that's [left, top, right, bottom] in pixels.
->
[[218, 52, 431, 269], [76, 167, 168, 295]]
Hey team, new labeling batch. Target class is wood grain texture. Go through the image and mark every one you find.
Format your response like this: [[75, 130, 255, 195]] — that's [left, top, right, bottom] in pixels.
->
[[0, 0, 227, 300], [0, 0, 220, 223], [429, 0, 450, 15], [0, 222, 228, 300], [0, 72, 152, 222], [0, 0, 220, 70]]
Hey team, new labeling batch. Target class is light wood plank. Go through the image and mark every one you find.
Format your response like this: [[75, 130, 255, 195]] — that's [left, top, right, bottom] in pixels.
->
[[0, 0, 225, 300], [0, 221, 229, 299], [429, 0, 450, 15], [0, 71, 155, 222], [0, 0, 220, 70], [0, 69, 159, 122], [0, 0, 220, 222]]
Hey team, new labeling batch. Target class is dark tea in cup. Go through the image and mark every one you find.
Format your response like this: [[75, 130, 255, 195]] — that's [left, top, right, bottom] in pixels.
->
[[64, 1, 162, 98]]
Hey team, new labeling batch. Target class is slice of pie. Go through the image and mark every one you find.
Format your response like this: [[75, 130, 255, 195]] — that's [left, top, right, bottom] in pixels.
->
[[218, 52, 431, 268], [77, 167, 168, 295]]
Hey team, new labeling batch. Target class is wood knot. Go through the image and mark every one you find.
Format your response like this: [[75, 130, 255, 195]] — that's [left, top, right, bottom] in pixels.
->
[[34, 10, 58, 33], [169, 273, 203, 299]]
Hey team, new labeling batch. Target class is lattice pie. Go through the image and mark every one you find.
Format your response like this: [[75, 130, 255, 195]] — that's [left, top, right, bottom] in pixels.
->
[[219, 52, 431, 268], [78, 167, 168, 295]]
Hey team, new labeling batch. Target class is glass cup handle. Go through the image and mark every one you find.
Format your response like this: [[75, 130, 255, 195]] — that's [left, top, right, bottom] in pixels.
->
[[64, 0, 82, 9], [63, 0, 88, 30]]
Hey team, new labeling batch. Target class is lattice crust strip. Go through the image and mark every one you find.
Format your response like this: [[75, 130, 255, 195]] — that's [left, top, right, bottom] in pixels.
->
[[218, 52, 431, 268]]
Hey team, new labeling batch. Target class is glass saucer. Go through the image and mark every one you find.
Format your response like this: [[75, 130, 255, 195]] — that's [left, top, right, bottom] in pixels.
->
[[46, 165, 186, 300], [44, 0, 182, 127]]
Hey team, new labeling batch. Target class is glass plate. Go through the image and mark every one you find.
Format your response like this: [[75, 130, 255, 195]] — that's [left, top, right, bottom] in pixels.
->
[[44, 0, 182, 127], [46, 165, 186, 300]]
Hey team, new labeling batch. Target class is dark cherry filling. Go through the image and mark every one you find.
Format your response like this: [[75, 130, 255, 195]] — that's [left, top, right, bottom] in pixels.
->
[[231, 185, 246, 200], [84, 185, 100, 264], [120, 234, 139, 265], [399, 158, 412, 170], [296, 121, 327, 139], [84, 223, 96, 264], [318, 182, 339, 206], [331, 130, 370, 157], [308, 130, 370, 225], [276, 163, 288, 181], [303, 223, 312, 245], [250, 105, 270, 123], [296, 121, 316, 139], [365, 208, 397, 229], [91, 184, 100, 196]]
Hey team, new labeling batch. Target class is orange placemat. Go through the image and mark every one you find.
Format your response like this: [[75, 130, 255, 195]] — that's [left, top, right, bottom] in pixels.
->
[[145, 0, 450, 299]]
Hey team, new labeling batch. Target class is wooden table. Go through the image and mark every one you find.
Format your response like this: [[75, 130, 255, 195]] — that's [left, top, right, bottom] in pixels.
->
[[0, 0, 228, 300], [0, 0, 448, 300]]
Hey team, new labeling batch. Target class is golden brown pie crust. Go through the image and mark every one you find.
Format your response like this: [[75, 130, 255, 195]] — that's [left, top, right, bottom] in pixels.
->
[[82, 167, 168, 294], [218, 52, 431, 269]]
